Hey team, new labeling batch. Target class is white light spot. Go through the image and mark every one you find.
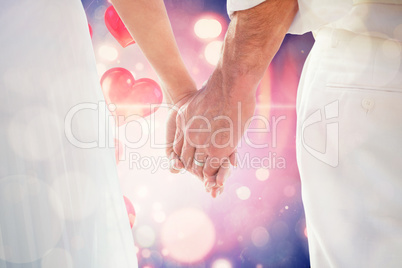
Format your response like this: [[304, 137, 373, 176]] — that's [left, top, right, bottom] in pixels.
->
[[161, 208, 215, 263], [98, 45, 118, 61], [153, 211, 166, 223], [162, 248, 169, 256], [194, 18, 222, 39], [212, 258, 232, 268], [135, 63, 144, 71], [135, 225, 156, 248], [153, 202, 162, 211], [204, 41, 223, 65], [236, 186, 251, 200], [137, 186, 149, 199], [256, 168, 270, 181]]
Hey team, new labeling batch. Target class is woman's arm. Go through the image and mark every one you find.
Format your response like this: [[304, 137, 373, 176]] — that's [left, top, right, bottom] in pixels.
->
[[110, 0, 197, 104]]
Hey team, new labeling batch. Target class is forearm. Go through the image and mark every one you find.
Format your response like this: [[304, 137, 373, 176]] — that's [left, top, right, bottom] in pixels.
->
[[110, 0, 196, 103], [214, 0, 298, 101]]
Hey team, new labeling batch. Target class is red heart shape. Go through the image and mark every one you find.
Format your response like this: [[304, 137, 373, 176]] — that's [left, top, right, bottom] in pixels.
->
[[88, 23, 93, 38], [104, 6, 135, 48], [123, 196, 136, 229], [100, 67, 163, 126]]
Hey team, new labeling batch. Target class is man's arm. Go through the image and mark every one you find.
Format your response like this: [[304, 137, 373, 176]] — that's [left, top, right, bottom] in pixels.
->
[[216, 0, 298, 102], [175, 0, 298, 196]]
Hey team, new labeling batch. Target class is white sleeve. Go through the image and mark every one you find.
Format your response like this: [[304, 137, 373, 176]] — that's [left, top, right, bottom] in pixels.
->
[[226, 0, 266, 18], [288, 0, 352, 35], [226, 0, 307, 34], [226, 0, 352, 35]]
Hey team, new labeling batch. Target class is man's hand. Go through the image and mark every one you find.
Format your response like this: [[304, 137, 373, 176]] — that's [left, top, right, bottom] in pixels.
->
[[171, 0, 298, 197], [172, 71, 256, 196]]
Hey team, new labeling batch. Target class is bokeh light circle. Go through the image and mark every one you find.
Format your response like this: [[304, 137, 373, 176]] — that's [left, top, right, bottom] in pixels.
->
[[153, 210, 166, 223], [153, 202, 162, 211], [256, 168, 270, 181], [161, 208, 215, 263], [251, 227, 270, 247], [283, 185, 296, 197], [204, 41, 223, 65], [135, 225, 156, 248], [212, 258, 232, 268], [236, 186, 251, 200], [135, 62, 144, 71], [194, 18, 222, 39], [137, 186, 149, 199], [98, 45, 118, 61]]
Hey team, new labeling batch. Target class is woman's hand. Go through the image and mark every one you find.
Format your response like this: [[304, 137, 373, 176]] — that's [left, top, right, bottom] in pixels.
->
[[172, 69, 256, 197], [165, 90, 197, 175]]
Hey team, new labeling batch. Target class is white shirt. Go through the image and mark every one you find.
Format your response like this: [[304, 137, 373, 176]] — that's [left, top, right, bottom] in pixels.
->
[[226, 0, 402, 40], [226, 0, 402, 267]]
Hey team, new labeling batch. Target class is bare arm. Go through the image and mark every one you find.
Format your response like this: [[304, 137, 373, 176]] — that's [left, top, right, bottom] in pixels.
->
[[110, 0, 196, 104], [175, 0, 298, 196], [110, 0, 200, 174], [214, 0, 298, 102]]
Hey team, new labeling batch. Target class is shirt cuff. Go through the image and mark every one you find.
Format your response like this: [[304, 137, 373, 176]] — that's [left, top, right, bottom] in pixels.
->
[[226, 0, 305, 34], [226, 0, 266, 18]]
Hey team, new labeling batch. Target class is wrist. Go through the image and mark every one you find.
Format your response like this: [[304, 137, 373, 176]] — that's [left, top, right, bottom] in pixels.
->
[[211, 64, 258, 103], [161, 73, 197, 105]]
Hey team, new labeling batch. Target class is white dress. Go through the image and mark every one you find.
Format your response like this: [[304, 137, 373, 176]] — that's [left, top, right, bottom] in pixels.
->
[[228, 0, 402, 267], [0, 0, 138, 267]]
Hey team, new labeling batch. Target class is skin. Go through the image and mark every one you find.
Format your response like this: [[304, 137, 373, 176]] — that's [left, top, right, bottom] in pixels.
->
[[111, 0, 298, 197], [110, 0, 196, 104], [110, 0, 233, 196], [174, 0, 299, 197]]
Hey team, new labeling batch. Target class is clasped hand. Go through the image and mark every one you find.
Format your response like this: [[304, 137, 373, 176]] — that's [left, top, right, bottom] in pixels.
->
[[166, 74, 256, 198]]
